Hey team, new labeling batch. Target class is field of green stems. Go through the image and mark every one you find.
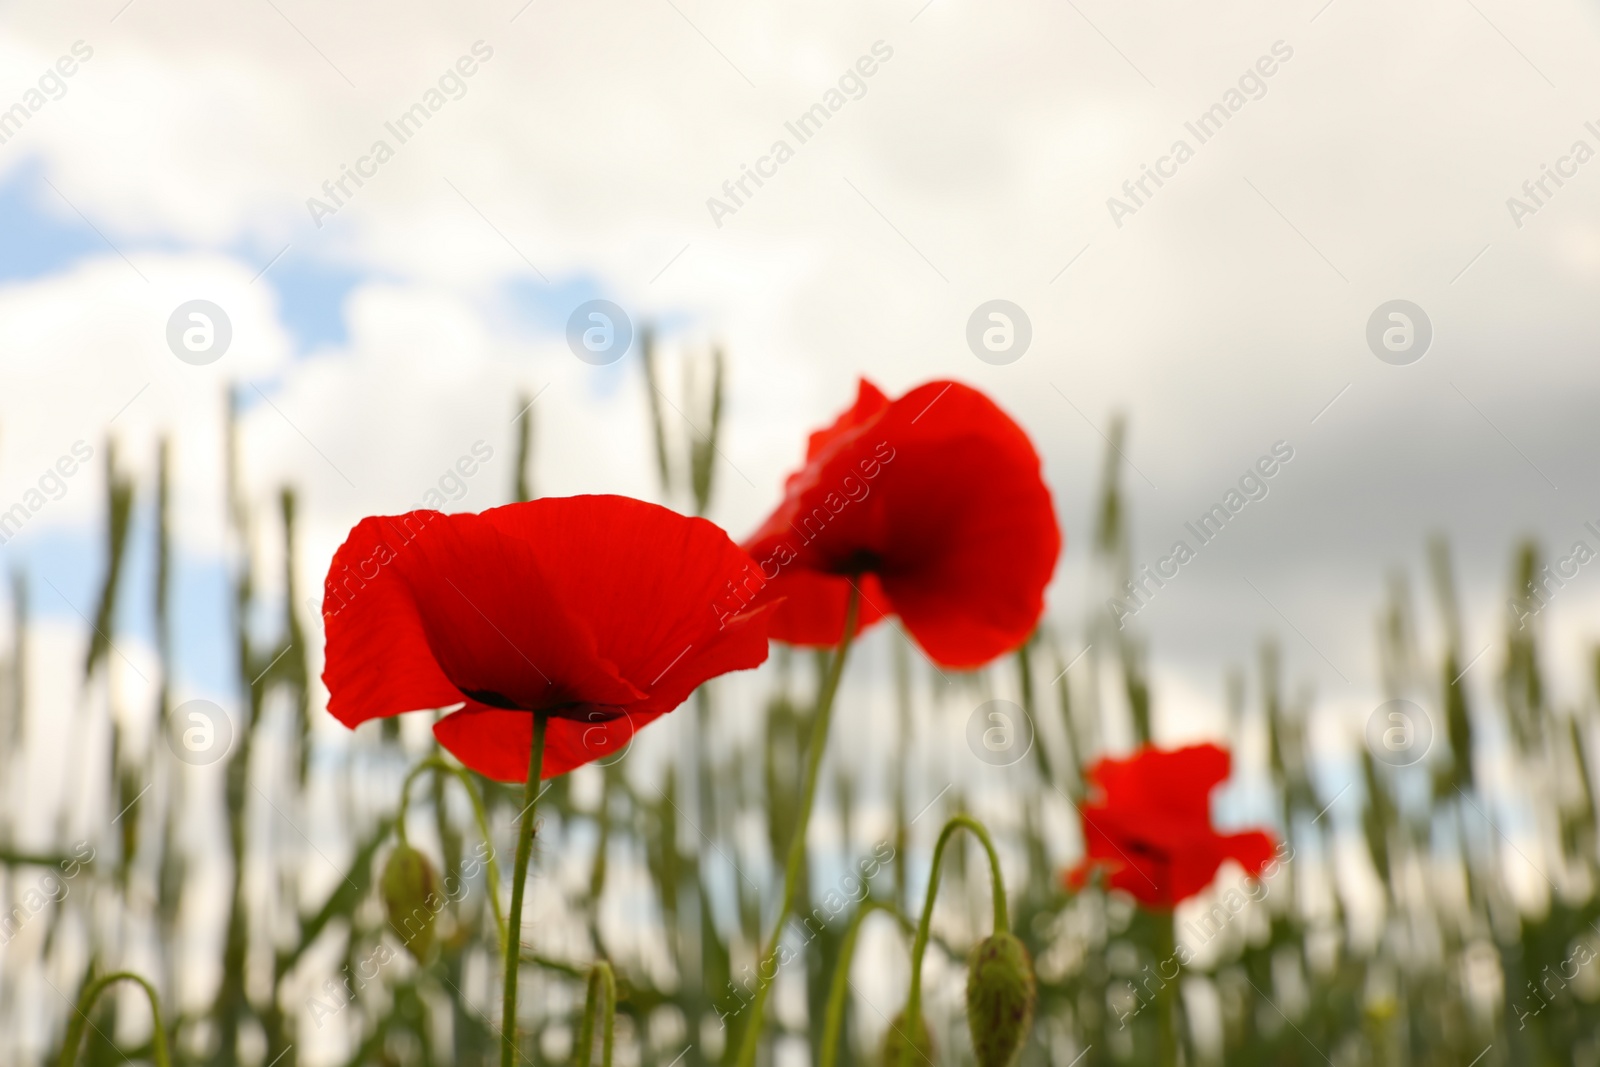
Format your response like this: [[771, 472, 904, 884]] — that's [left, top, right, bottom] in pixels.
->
[[3, 350, 1598, 1067]]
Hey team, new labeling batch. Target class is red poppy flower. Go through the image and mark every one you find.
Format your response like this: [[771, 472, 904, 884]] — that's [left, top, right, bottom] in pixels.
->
[[1066, 743, 1277, 908], [320, 495, 772, 782], [737, 379, 1060, 668]]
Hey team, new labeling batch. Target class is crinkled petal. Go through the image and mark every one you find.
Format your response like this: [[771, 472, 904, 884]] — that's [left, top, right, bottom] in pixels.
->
[[743, 379, 1060, 667], [1065, 743, 1277, 908], [321, 510, 640, 729], [480, 495, 769, 688], [323, 496, 772, 780], [735, 569, 889, 648], [434, 602, 774, 781]]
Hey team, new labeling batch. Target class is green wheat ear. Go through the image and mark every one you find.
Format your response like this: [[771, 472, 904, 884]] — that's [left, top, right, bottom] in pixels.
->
[[688, 345, 723, 516], [85, 438, 133, 683], [640, 326, 672, 494], [513, 391, 536, 502]]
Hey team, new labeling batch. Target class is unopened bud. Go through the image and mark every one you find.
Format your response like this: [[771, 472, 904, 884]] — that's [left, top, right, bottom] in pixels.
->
[[880, 1009, 935, 1067], [381, 843, 440, 961], [966, 931, 1036, 1067]]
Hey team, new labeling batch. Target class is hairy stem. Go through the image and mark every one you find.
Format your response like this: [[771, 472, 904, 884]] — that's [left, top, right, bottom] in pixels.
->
[[819, 901, 913, 1067], [905, 814, 1008, 1036], [397, 755, 507, 957], [501, 714, 549, 1067], [57, 971, 171, 1067], [733, 587, 860, 1067], [575, 960, 616, 1067], [1155, 909, 1178, 1067]]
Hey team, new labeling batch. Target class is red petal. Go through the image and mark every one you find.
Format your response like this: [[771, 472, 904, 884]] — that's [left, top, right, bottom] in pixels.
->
[[320, 514, 470, 727], [391, 512, 645, 709], [872, 383, 1060, 666], [321, 511, 642, 730], [1161, 830, 1278, 904], [743, 379, 1059, 667], [1075, 809, 1171, 906], [323, 496, 772, 779], [479, 496, 770, 692], [801, 378, 890, 465], [433, 707, 635, 782], [1219, 830, 1278, 879], [739, 569, 890, 647], [1085, 743, 1232, 846], [434, 600, 773, 781], [1067, 744, 1277, 908]]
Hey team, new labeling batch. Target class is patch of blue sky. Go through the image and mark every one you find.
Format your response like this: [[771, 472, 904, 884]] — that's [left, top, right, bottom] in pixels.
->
[[4, 508, 242, 700], [496, 274, 698, 401]]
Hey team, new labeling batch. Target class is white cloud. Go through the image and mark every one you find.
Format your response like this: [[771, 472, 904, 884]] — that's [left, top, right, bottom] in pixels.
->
[[1, 0, 1598, 717]]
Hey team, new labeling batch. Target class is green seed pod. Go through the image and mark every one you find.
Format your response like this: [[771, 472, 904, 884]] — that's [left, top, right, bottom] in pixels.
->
[[965, 931, 1036, 1067], [381, 843, 441, 961], [880, 1009, 935, 1067]]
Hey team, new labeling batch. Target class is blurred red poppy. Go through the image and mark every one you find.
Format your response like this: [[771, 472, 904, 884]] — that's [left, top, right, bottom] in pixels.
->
[[321, 495, 771, 781], [1066, 743, 1277, 908], [738, 379, 1060, 668]]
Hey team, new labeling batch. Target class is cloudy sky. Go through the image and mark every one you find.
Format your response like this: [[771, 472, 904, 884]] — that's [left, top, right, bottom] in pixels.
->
[[5, 0, 1600, 775]]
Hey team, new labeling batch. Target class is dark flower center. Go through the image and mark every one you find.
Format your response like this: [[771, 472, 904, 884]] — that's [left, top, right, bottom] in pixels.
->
[[462, 688, 628, 723], [828, 550, 881, 575]]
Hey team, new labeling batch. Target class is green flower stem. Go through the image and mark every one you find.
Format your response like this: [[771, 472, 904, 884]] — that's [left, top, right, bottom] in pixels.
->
[[1154, 909, 1178, 1067], [57, 971, 171, 1067], [904, 814, 1008, 1039], [733, 587, 861, 1067], [819, 901, 913, 1067], [502, 713, 550, 1067], [397, 755, 507, 958], [575, 960, 617, 1067]]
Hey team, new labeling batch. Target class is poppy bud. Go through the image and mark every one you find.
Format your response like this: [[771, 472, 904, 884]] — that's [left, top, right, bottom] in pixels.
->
[[880, 1010, 935, 1067], [381, 843, 441, 961], [965, 931, 1036, 1067]]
